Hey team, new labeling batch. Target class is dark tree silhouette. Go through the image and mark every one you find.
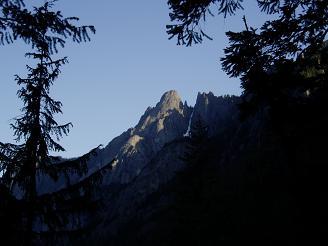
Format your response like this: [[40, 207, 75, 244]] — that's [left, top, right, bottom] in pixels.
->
[[167, 0, 328, 51], [0, 1, 113, 245], [181, 115, 208, 166], [167, 1, 328, 243], [167, 0, 328, 115], [167, 0, 243, 46]]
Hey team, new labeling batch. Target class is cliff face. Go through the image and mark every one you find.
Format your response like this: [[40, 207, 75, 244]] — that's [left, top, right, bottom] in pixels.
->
[[93, 90, 192, 185], [76, 91, 240, 243], [193, 92, 239, 136], [89, 90, 238, 187]]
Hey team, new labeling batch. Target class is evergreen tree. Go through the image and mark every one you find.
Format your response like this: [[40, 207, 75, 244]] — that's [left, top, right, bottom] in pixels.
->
[[1, 0, 29, 45], [168, 1, 328, 242], [181, 115, 208, 166], [167, 0, 328, 115], [0, 1, 113, 245]]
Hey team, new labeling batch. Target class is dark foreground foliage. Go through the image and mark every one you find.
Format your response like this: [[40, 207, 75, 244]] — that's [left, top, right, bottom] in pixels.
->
[[0, 1, 113, 245]]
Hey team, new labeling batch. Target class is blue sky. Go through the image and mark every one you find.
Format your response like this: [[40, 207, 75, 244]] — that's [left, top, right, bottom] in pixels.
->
[[0, 0, 270, 158]]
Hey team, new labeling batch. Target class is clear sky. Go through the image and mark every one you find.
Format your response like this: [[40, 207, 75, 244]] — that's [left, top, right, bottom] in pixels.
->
[[0, 0, 270, 158]]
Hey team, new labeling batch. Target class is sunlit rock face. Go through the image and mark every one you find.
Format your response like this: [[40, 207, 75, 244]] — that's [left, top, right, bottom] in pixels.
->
[[133, 90, 189, 150], [88, 90, 239, 195], [94, 90, 192, 185], [86, 90, 238, 189]]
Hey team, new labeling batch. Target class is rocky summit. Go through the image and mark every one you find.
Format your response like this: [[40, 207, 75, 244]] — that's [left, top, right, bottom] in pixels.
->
[[72, 90, 239, 243], [89, 90, 192, 185], [87, 90, 238, 186]]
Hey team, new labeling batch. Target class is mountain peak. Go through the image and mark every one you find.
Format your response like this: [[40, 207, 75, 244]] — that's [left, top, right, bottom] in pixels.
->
[[134, 90, 190, 138], [157, 90, 182, 113], [160, 90, 180, 101]]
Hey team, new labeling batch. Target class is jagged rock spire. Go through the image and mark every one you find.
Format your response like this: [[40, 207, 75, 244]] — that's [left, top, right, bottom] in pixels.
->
[[157, 90, 183, 113]]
